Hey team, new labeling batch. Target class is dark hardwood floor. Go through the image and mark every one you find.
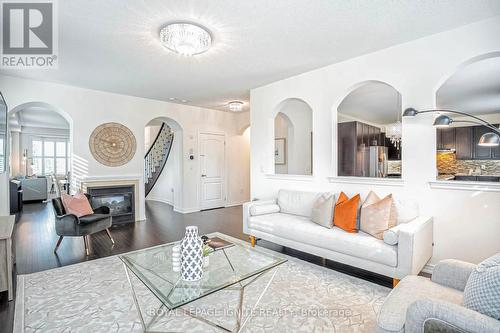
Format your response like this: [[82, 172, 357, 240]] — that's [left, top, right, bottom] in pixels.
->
[[0, 199, 393, 333]]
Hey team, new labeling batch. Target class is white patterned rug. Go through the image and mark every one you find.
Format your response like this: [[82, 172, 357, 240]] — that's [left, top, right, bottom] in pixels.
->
[[14, 240, 389, 333]]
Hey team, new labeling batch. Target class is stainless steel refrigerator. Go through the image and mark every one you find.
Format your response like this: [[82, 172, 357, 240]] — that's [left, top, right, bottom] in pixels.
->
[[357, 145, 388, 178]]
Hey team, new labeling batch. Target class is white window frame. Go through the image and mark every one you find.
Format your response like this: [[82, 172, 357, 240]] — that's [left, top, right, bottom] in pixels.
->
[[31, 137, 70, 176]]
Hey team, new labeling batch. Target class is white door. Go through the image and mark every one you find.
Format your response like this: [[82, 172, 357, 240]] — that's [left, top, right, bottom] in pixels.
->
[[200, 133, 226, 210]]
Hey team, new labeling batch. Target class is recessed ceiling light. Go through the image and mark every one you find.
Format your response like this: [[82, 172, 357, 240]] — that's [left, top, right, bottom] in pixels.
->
[[169, 97, 176, 101], [160, 22, 212, 56], [181, 99, 188, 103], [228, 101, 244, 112]]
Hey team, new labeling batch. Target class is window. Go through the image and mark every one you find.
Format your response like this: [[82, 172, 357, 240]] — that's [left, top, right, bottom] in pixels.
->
[[32, 138, 69, 176]]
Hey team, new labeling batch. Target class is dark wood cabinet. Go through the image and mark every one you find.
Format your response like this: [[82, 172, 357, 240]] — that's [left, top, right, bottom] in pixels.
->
[[437, 128, 456, 150], [473, 126, 493, 159], [455, 127, 473, 160], [437, 125, 499, 160], [338, 122, 357, 176], [338, 121, 383, 176]]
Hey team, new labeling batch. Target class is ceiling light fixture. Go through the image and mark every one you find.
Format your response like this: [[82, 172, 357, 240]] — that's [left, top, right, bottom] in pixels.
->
[[160, 22, 212, 56], [403, 108, 500, 147], [228, 101, 244, 112]]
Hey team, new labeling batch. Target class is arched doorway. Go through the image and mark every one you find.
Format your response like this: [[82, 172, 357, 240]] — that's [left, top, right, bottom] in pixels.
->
[[144, 117, 183, 210], [8, 102, 73, 203]]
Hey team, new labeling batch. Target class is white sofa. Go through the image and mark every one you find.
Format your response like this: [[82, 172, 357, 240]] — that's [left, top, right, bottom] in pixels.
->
[[243, 190, 433, 282]]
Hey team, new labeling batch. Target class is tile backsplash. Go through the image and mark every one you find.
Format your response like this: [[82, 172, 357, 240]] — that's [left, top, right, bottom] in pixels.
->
[[388, 160, 402, 174], [437, 152, 500, 175]]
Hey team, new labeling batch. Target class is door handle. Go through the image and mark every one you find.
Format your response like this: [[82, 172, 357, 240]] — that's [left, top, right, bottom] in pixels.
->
[[201, 174, 207, 177]]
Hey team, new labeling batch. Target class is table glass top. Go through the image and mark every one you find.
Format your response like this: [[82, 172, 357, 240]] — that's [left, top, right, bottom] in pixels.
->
[[120, 234, 286, 310]]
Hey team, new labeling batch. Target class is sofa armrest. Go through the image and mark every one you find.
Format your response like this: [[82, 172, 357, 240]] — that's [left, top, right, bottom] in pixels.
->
[[431, 259, 476, 291], [93, 206, 111, 215], [406, 298, 500, 333], [243, 199, 276, 234], [396, 216, 434, 278]]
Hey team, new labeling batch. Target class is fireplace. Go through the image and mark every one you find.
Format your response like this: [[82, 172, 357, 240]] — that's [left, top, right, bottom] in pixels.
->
[[87, 185, 135, 224]]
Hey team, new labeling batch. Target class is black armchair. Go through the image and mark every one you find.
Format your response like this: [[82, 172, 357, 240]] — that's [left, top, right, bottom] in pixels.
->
[[52, 194, 114, 255]]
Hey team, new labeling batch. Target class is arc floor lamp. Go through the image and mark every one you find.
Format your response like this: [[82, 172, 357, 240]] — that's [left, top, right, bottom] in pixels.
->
[[403, 108, 500, 147]]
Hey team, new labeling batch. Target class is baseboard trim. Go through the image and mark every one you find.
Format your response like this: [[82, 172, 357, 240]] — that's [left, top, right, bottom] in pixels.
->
[[225, 200, 246, 207], [146, 197, 174, 206], [174, 207, 200, 214], [422, 263, 435, 275]]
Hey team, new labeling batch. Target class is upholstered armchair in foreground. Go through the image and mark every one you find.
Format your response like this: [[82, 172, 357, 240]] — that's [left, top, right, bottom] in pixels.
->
[[377, 254, 500, 333], [52, 194, 115, 256]]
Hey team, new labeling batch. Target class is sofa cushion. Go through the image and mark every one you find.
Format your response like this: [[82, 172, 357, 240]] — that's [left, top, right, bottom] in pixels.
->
[[377, 276, 463, 333], [463, 253, 500, 320], [248, 213, 397, 267], [61, 193, 94, 218], [311, 193, 334, 228], [277, 189, 320, 217], [250, 204, 280, 216]]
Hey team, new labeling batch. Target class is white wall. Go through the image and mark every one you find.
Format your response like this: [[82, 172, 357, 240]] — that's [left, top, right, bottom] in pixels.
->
[[0, 75, 250, 217], [250, 16, 500, 267]]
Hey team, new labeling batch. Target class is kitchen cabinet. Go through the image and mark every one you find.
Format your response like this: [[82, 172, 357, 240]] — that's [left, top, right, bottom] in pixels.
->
[[338, 121, 383, 176], [455, 127, 473, 159], [437, 125, 499, 160], [473, 126, 493, 159], [436, 128, 456, 150]]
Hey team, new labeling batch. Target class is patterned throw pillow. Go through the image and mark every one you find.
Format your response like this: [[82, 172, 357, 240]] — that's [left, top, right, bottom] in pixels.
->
[[359, 191, 397, 239], [463, 253, 500, 320]]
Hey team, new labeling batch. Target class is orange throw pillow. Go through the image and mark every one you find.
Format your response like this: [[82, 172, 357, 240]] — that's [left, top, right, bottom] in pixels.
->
[[333, 192, 360, 233], [61, 192, 94, 217]]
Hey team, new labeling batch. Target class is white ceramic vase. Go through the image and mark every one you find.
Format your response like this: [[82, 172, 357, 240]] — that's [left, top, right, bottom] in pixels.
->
[[180, 226, 203, 281]]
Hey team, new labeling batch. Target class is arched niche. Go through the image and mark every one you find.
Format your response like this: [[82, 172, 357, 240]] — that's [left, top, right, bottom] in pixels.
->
[[336, 81, 402, 178], [434, 53, 500, 179], [273, 98, 313, 175]]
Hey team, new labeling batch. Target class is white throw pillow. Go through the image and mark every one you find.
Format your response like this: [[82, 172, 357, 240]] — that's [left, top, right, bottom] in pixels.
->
[[311, 193, 335, 228], [250, 204, 280, 216], [394, 199, 419, 224]]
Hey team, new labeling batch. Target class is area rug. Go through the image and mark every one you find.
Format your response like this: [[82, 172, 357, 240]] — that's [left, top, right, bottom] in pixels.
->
[[13, 239, 389, 332]]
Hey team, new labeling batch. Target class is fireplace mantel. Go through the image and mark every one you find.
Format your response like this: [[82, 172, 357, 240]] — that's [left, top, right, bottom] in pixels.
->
[[80, 175, 143, 221]]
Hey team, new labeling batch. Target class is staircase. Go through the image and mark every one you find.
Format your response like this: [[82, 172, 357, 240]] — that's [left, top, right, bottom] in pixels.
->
[[144, 123, 174, 196]]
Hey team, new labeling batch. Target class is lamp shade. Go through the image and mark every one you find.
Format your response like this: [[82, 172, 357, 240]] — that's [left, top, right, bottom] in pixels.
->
[[478, 132, 500, 147], [433, 115, 453, 127], [403, 108, 418, 117]]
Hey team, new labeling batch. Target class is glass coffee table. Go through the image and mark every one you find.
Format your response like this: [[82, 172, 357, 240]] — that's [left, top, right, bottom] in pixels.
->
[[120, 233, 287, 332]]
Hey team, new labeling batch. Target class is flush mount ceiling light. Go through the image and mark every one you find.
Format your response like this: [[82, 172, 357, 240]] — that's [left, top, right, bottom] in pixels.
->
[[160, 22, 212, 56], [228, 101, 244, 112]]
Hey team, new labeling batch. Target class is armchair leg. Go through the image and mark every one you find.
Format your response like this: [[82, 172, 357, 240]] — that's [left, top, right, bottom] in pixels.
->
[[54, 236, 64, 253], [83, 235, 90, 256], [393, 278, 400, 288], [249, 236, 256, 247], [105, 228, 115, 245]]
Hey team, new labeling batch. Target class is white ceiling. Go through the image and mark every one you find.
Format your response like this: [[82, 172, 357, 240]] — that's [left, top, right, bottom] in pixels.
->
[[10, 107, 69, 129], [2, 0, 500, 112], [437, 56, 500, 115], [338, 82, 401, 125]]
